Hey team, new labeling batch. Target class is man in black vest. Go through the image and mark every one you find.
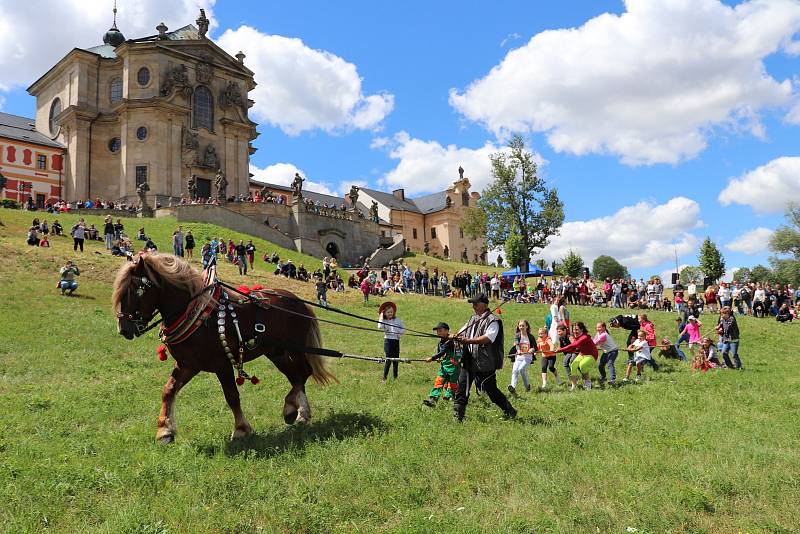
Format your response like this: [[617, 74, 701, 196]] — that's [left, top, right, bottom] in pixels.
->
[[452, 293, 516, 422]]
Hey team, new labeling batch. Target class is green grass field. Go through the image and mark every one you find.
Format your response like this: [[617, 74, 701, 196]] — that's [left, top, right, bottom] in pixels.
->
[[1, 207, 799, 533]]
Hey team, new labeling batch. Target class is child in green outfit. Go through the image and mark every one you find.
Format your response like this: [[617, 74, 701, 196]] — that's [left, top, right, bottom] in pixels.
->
[[422, 322, 462, 406]]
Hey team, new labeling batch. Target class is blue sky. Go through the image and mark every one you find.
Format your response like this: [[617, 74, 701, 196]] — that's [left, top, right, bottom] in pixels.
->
[[1, 0, 799, 281]]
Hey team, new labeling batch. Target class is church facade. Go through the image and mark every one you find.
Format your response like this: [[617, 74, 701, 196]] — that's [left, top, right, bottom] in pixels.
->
[[27, 9, 257, 205]]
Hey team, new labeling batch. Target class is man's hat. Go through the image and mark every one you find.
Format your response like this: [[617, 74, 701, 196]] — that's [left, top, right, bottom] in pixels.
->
[[468, 293, 489, 304], [432, 322, 450, 331], [378, 301, 397, 315]]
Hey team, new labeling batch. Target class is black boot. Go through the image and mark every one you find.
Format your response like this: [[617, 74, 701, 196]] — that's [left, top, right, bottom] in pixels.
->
[[453, 403, 466, 422], [422, 397, 437, 407]]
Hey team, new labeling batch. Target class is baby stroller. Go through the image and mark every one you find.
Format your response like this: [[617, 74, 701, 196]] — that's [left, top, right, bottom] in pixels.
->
[[592, 289, 604, 307]]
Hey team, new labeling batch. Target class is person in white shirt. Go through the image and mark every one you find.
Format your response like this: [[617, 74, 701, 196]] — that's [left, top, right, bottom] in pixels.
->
[[508, 320, 536, 394], [624, 330, 651, 382], [489, 275, 501, 300], [687, 281, 697, 298], [378, 302, 405, 383]]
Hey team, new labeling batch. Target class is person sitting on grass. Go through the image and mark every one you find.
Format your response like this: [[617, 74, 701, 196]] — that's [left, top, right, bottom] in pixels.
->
[[137, 227, 147, 241], [27, 226, 40, 246], [52, 220, 63, 236], [701, 337, 724, 368], [623, 330, 651, 383], [691, 345, 713, 372], [39, 234, 50, 247], [59, 260, 80, 296], [423, 322, 461, 406], [554, 322, 598, 391], [776, 303, 793, 323]]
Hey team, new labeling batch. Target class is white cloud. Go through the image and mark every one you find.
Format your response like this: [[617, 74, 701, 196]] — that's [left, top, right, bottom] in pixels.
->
[[725, 227, 774, 254], [538, 197, 703, 269], [500, 33, 522, 47], [217, 26, 393, 135], [719, 156, 800, 214], [374, 131, 546, 195], [0, 0, 216, 92], [449, 0, 800, 165], [249, 163, 338, 197]]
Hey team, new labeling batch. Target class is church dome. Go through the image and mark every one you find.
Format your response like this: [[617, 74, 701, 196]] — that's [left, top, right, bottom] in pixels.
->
[[103, 23, 125, 47]]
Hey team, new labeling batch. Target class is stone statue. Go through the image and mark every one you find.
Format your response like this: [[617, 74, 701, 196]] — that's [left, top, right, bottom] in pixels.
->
[[160, 64, 191, 97], [462, 247, 468, 261], [196, 9, 209, 38], [445, 196, 452, 208], [187, 174, 198, 200], [369, 200, 379, 223], [443, 245, 449, 259], [220, 81, 244, 109], [424, 241, 430, 255], [458, 165, 464, 180], [181, 125, 199, 150], [291, 172, 305, 198], [137, 181, 153, 217], [214, 169, 227, 202], [196, 62, 213, 84], [349, 185, 360, 209], [201, 144, 219, 168]]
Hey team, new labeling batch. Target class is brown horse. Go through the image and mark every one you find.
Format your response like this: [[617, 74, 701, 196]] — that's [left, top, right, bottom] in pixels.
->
[[112, 253, 336, 443]]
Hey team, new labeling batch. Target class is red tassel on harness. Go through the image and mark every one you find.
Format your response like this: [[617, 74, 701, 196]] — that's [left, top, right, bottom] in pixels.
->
[[236, 376, 246, 386], [237, 285, 251, 295], [157, 344, 168, 361], [495, 307, 502, 315], [250, 376, 260, 385], [251, 284, 264, 291]]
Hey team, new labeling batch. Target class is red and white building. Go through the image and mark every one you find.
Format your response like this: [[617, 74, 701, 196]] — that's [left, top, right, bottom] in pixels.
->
[[0, 111, 65, 208]]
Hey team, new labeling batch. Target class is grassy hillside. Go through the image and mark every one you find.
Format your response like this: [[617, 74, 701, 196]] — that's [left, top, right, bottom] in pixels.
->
[[1, 207, 798, 533]]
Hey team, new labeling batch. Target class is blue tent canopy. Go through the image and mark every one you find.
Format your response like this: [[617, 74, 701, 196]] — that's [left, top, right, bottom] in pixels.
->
[[501, 264, 554, 278]]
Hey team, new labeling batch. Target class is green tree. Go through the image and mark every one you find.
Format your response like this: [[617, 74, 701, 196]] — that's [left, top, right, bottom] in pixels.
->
[[477, 135, 564, 270], [459, 207, 487, 241], [768, 203, 800, 285], [592, 255, 628, 280], [504, 229, 528, 272], [749, 264, 773, 283], [679, 265, 703, 285], [698, 237, 726, 283], [732, 267, 752, 282], [561, 249, 584, 278]]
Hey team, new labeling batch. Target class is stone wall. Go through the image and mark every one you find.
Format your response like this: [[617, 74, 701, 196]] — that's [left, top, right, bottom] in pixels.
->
[[171, 204, 296, 249]]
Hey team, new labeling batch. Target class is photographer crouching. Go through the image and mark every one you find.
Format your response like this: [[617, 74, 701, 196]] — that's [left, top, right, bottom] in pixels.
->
[[59, 260, 80, 296]]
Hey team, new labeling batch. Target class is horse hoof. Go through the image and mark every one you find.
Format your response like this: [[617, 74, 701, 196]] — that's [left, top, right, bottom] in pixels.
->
[[158, 434, 174, 445], [230, 427, 251, 440], [283, 410, 298, 425]]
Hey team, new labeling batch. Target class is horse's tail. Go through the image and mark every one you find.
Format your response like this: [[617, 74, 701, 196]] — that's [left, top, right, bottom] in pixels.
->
[[305, 311, 338, 385]]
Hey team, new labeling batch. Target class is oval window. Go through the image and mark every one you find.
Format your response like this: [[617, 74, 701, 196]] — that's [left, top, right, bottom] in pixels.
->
[[49, 97, 62, 136], [136, 126, 148, 141], [108, 137, 121, 153], [137, 67, 150, 87]]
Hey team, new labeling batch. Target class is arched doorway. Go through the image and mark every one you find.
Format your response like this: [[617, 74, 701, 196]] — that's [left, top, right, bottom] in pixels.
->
[[326, 241, 339, 258]]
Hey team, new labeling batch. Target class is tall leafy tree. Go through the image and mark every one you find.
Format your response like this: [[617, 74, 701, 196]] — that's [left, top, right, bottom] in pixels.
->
[[592, 255, 628, 280], [749, 264, 774, 283], [768, 203, 800, 285], [698, 237, 726, 283], [477, 135, 564, 270], [504, 228, 527, 272], [561, 249, 584, 278], [679, 265, 703, 285], [732, 267, 751, 282]]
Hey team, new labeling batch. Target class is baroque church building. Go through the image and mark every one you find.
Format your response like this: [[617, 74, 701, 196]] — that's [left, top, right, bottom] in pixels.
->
[[27, 9, 257, 204]]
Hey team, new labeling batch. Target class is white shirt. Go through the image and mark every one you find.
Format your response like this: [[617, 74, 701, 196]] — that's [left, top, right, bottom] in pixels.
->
[[593, 331, 618, 352], [460, 315, 500, 343], [687, 283, 697, 296], [378, 316, 405, 340], [754, 289, 766, 302], [718, 286, 731, 300], [631, 339, 651, 360]]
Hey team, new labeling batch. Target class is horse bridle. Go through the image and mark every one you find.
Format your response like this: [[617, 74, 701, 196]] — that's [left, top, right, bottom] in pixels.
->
[[117, 275, 163, 336]]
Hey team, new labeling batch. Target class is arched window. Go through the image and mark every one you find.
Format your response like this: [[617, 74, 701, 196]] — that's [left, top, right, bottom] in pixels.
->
[[193, 85, 214, 131], [49, 97, 62, 136], [110, 77, 123, 104]]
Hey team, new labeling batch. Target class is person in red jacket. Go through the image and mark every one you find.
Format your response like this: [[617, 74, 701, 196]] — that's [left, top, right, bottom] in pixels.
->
[[555, 322, 598, 391]]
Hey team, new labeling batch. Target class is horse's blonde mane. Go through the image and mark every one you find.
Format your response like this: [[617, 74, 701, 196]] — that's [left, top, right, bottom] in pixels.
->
[[112, 253, 204, 314]]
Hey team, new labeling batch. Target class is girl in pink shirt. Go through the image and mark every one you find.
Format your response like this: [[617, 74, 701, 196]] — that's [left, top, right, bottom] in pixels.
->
[[679, 316, 703, 352]]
